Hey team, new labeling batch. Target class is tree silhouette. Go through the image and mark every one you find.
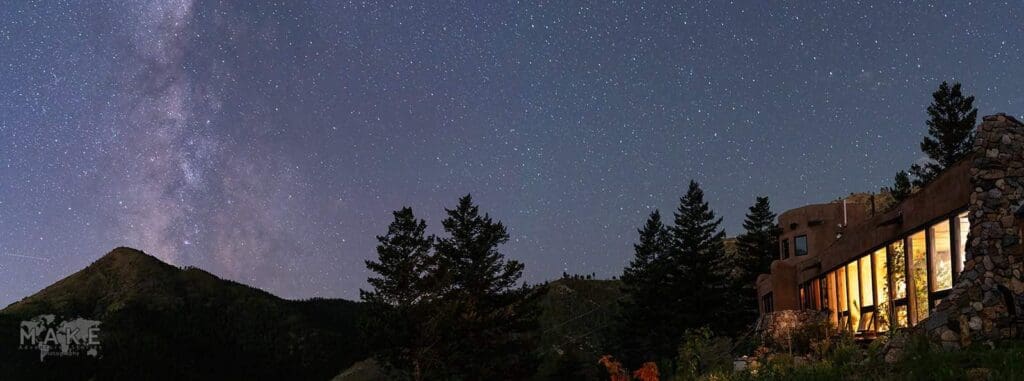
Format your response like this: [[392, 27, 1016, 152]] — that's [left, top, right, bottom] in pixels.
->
[[910, 81, 977, 186], [668, 181, 730, 334], [731, 196, 780, 331], [431, 194, 539, 380], [616, 210, 672, 364], [891, 171, 912, 202], [360, 207, 435, 380]]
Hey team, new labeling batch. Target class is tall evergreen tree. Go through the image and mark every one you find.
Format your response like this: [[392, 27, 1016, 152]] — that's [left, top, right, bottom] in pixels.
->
[[431, 194, 539, 380], [360, 207, 435, 380], [891, 170, 912, 202], [731, 197, 780, 329], [617, 182, 732, 366], [668, 181, 730, 334], [910, 81, 977, 186], [617, 210, 673, 365], [734, 197, 779, 286]]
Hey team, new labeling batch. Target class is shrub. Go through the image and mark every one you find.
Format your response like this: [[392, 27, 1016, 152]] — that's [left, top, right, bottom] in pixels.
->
[[788, 319, 832, 356], [675, 327, 733, 381]]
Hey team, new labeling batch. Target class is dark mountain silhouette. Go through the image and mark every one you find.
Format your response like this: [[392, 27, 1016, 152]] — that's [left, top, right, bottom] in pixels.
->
[[0, 247, 368, 381]]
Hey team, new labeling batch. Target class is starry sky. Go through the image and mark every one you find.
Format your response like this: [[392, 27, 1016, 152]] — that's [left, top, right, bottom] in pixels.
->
[[2, 1, 1024, 306]]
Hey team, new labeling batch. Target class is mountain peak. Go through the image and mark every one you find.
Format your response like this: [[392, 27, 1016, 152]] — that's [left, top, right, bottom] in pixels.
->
[[2, 246, 181, 315], [0, 247, 368, 379], [93, 246, 171, 269]]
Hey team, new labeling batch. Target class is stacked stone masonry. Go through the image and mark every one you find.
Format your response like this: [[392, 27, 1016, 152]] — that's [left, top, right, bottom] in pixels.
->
[[922, 113, 1024, 349]]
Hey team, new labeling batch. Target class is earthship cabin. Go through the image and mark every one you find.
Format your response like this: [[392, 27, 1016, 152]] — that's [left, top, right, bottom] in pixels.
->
[[756, 114, 1024, 339]]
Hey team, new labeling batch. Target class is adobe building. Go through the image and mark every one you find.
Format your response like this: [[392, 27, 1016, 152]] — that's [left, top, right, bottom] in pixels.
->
[[756, 113, 1024, 347]]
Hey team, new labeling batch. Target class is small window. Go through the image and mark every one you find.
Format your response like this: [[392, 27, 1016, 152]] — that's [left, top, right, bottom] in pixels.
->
[[794, 235, 808, 256], [762, 293, 774, 313], [781, 239, 790, 259]]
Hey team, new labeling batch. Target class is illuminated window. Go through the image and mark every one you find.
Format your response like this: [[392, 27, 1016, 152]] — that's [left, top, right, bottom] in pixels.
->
[[836, 268, 848, 330], [846, 262, 861, 331], [890, 240, 907, 299], [824, 273, 838, 327], [930, 220, 953, 291], [859, 255, 873, 307], [957, 212, 969, 273], [910, 230, 929, 323], [809, 278, 821, 310], [889, 239, 908, 328], [872, 248, 889, 331], [895, 305, 909, 328], [794, 235, 808, 256]]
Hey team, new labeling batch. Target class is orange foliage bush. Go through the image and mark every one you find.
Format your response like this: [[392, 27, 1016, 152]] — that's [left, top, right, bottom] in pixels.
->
[[632, 362, 659, 381], [598, 355, 629, 381]]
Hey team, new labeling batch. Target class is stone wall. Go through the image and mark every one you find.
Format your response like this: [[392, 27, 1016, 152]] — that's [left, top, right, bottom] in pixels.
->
[[756, 309, 828, 350], [921, 113, 1024, 348]]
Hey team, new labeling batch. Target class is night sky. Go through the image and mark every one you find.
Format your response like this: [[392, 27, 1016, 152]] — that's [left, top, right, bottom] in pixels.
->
[[2, 1, 1023, 306]]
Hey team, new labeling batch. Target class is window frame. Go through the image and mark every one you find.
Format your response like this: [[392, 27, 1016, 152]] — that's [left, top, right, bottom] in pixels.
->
[[794, 235, 809, 257], [809, 208, 970, 332]]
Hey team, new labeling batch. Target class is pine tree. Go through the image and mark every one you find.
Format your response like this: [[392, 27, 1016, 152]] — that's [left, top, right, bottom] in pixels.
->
[[617, 210, 673, 364], [910, 81, 977, 186], [891, 171, 912, 202], [617, 182, 732, 366], [668, 181, 730, 334], [734, 197, 779, 286], [360, 207, 435, 380], [731, 197, 780, 330], [431, 194, 538, 380]]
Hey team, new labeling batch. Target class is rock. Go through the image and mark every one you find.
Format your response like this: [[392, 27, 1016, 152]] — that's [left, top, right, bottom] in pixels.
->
[[925, 312, 948, 331], [967, 368, 993, 381], [884, 348, 902, 364], [969, 316, 983, 331], [733, 359, 747, 372], [1012, 278, 1024, 294], [940, 329, 958, 342]]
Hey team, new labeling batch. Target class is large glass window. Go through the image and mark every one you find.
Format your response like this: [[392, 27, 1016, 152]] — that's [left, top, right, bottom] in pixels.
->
[[824, 273, 837, 327], [890, 240, 907, 299], [889, 239, 908, 328], [958, 212, 970, 273], [930, 220, 953, 291], [846, 262, 861, 331], [859, 255, 873, 307], [910, 231, 929, 322], [810, 279, 821, 310], [837, 267, 848, 330], [872, 248, 889, 331], [895, 305, 909, 328], [794, 235, 808, 256]]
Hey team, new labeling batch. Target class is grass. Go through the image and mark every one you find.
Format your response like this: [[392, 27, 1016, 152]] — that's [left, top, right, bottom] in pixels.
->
[[721, 340, 1024, 381]]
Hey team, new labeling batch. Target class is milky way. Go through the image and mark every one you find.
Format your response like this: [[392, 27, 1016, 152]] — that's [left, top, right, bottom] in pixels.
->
[[2, 2, 1024, 306]]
